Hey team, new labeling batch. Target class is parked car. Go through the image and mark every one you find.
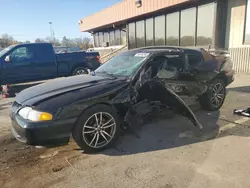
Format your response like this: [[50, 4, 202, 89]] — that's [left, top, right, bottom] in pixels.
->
[[10, 46, 235, 153], [0, 43, 100, 84]]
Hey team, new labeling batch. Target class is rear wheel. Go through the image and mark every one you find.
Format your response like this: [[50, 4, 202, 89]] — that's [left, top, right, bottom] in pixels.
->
[[72, 104, 121, 153], [72, 67, 88, 76], [199, 79, 226, 111]]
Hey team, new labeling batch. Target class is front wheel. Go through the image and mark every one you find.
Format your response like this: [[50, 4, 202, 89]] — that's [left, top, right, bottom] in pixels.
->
[[72, 104, 121, 153], [199, 79, 226, 111]]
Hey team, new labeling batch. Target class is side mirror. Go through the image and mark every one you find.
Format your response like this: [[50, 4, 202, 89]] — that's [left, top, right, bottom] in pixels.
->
[[5, 55, 10, 62]]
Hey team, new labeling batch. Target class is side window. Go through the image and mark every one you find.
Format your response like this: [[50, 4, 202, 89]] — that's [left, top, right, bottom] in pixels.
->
[[165, 54, 182, 69], [188, 54, 203, 68], [10, 47, 34, 62]]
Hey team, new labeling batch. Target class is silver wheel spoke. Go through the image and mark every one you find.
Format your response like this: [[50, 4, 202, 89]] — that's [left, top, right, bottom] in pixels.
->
[[102, 123, 115, 129], [213, 87, 217, 93], [84, 125, 95, 129], [102, 119, 113, 126], [100, 132, 109, 142], [217, 84, 223, 93], [89, 133, 97, 146], [94, 133, 100, 147], [100, 112, 102, 125], [215, 97, 219, 106], [102, 130, 112, 138], [211, 96, 216, 102], [83, 130, 95, 134], [95, 114, 99, 125], [217, 94, 224, 99]]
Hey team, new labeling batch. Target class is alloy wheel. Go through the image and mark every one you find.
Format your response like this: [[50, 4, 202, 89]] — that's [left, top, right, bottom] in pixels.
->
[[82, 112, 116, 148], [211, 83, 225, 108]]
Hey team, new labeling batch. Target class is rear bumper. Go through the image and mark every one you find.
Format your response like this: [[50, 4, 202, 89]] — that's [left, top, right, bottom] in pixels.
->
[[11, 114, 77, 146]]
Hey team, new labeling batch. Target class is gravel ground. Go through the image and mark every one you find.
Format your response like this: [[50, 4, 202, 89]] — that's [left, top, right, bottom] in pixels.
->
[[1, 74, 250, 188]]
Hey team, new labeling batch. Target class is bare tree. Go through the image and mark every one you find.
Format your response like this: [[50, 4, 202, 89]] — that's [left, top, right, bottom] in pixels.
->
[[0, 34, 15, 48]]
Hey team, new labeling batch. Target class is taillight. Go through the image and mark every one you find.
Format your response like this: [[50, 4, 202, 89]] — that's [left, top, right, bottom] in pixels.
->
[[97, 56, 101, 63]]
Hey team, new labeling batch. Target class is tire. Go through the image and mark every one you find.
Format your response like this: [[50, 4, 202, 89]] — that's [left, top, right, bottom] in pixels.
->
[[72, 67, 88, 76], [72, 104, 121, 153], [199, 79, 226, 111]]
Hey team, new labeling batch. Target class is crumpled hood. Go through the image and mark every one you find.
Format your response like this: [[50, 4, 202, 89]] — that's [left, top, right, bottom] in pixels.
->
[[15, 74, 114, 105]]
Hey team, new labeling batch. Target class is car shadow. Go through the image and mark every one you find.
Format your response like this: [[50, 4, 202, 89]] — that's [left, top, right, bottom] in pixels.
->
[[227, 86, 250, 93], [100, 107, 221, 156]]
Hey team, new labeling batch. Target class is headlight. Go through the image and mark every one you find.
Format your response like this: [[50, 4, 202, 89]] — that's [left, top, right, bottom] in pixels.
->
[[18, 107, 53, 121]]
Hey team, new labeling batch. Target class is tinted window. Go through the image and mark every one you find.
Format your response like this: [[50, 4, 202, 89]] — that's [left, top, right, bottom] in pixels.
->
[[155, 54, 182, 79], [136, 20, 145, 47], [197, 3, 215, 46], [10, 46, 34, 62], [109, 30, 115, 46], [245, 0, 250, 43], [128, 22, 136, 49], [155, 15, 165, 45], [114, 30, 121, 45], [165, 54, 183, 69], [166, 12, 179, 46], [180, 8, 196, 46], [146, 18, 154, 46], [188, 54, 203, 68]]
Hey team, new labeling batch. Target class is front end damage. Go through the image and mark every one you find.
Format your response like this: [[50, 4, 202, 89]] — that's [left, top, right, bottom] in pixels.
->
[[123, 80, 203, 130]]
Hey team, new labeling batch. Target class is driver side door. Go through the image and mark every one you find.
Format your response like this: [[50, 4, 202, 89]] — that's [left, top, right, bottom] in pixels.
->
[[2, 46, 37, 84]]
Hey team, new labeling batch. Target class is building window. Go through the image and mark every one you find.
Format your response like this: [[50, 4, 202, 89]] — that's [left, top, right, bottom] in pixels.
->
[[109, 30, 115, 46], [154, 15, 166, 45], [98, 32, 104, 46], [245, 0, 250, 43], [197, 3, 215, 46], [94, 33, 99, 47], [103, 32, 109, 44], [136, 20, 145, 47], [128, 22, 136, 49], [121, 27, 127, 45], [115, 29, 121, 45], [166, 12, 179, 46], [180, 8, 196, 46], [146, 18, 154, 46]]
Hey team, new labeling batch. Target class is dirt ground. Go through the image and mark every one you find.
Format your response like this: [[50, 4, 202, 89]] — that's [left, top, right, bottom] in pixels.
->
[[1, 74, 250, 188]]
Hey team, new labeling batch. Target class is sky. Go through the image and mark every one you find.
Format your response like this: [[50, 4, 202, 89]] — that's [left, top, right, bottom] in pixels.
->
[[0, 0, 121, 42]]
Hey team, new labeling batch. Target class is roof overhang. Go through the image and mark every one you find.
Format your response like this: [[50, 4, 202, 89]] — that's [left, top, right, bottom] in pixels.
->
[[79, 0, 198, 32]]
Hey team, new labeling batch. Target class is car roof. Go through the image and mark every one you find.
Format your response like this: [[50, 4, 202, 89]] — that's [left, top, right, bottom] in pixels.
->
[[121, 46, 205, 56]]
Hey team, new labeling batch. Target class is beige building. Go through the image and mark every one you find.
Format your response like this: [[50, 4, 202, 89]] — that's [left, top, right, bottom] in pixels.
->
[[79, 0, 250, 73]]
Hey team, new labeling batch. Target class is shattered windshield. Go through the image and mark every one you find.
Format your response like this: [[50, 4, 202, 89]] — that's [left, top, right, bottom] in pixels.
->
[[95, 52, 150, 77]]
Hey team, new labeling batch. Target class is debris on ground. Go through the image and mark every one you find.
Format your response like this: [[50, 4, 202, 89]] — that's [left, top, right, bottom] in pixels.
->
[[39, 151, 59, 159], [234, 108, 250, 117], [52, 165, 64, 172]]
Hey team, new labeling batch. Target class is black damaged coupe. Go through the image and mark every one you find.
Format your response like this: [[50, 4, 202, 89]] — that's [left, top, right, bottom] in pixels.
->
[[10, 46, 235, 153]]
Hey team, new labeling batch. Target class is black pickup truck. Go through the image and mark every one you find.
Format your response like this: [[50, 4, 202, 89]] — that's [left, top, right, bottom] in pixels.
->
[[0, 43, 100, 84]]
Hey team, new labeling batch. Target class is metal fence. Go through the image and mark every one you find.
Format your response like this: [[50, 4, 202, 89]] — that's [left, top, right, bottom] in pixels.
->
[[229, 47, 250, 73]]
